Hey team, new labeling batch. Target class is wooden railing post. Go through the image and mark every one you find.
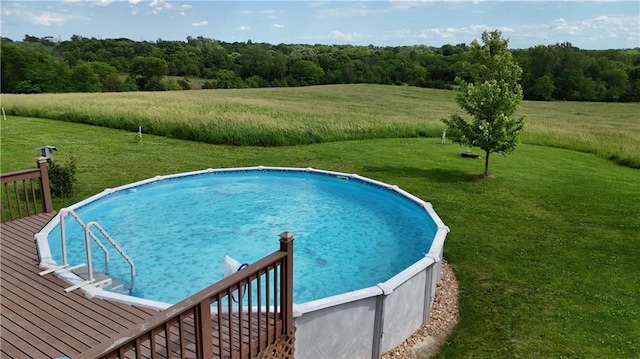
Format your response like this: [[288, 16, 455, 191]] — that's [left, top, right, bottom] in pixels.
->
[[196, 301, 215, 359], [37, 157, 53, 213], [279, 231, 294, 335]]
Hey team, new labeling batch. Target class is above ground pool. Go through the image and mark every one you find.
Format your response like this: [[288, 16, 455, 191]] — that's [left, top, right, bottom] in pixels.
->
[[36, 166, 449, 358], [40, 167, 436, 304]]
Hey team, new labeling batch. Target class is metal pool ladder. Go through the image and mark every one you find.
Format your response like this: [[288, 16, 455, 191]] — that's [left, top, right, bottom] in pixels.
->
[[39, 208, 136, 294]]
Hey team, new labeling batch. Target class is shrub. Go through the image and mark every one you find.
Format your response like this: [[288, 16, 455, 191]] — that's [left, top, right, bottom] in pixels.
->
[[101, 73, 126, 92], [123, 76, 139, 91], [245, 75, 269, 88], [177, 78, 192, 90], [214, 70, 245, 89], [143, 77, 167, 91], [202, 80, 216, 89], [162, 77, 183, 91], [48, 157, 77, 198], [14, 80, 41, 94]]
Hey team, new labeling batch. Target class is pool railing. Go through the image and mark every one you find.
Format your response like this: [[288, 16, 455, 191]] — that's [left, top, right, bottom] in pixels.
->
[[38, 208, 138, 297], [1, 157, 53, 222], [77, 232, 295, 359]]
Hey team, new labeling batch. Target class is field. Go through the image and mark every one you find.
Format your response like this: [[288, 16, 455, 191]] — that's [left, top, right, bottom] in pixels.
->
[[1, 84, 639, 358], [2, 84, 639, 168]]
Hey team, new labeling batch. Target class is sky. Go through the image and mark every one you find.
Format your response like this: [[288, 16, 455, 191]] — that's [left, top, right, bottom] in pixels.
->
[[1, 1, 638, 49]]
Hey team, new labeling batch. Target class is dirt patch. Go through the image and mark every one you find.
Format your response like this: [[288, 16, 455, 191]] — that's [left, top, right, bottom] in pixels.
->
[[382, 260, 460, 359]]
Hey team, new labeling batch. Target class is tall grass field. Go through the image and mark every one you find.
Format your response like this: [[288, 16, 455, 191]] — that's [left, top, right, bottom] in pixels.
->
[[2, 84, 639, 168], [1, 84, 639, 358]]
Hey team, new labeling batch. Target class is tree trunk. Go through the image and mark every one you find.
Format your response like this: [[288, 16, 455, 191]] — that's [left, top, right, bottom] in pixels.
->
[[484, 150, 491, 177]]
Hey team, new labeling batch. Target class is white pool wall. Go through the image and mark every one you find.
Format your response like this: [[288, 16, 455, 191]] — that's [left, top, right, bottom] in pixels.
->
[[34, 166, 449, 358], [293, 254, 444, 358]]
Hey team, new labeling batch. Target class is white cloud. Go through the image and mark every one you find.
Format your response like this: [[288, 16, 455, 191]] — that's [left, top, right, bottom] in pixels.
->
[[543, 14, 638, 45], [239, 9, 281, 15], [62, 0, 106, 6], [179, 3, 192, 15], [330, 30, 365, 41], [0, 2, 19, 16], [389, 0, 479, 11], [33, 12, 79, 26], [415, 25, 512, 40], [309, 2, 328, 8], [389, 1, 430, 10], [1, 3, 87, 26], [239, 26, 251, 31], [273, 23, 284, 28], [315, 3, 388, 18], [149, 0, 173, 14], [130, 0, 186, 16], [62, 0, 115, 6], [192, 20, 207, 27], [92, 0, 114, 7]]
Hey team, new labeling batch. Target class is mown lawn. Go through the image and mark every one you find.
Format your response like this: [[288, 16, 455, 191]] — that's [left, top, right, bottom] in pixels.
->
[[1, 115, 638, 358]]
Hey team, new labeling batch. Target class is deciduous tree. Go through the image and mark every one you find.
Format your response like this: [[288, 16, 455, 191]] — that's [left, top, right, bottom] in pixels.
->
[[129, 56, 168, 90], [443, 30, 526, 177], [71, 61, 101, 92]]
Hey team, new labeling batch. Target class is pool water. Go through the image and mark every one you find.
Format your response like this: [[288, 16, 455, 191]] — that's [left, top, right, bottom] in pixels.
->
[[48, 170, 437, 304]]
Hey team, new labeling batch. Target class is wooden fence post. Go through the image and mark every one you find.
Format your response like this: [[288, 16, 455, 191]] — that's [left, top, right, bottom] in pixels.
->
[[196, 301, 215, 359], [37, 157, 53, 213], [279, 231, 294, 334]]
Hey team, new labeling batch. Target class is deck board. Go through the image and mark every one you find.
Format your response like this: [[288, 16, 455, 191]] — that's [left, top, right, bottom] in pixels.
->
[[1, 213, 285, 359], [1, 281, 112, 342]]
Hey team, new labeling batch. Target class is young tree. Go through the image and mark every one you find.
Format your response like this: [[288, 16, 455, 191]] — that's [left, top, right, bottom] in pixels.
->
[[443, 30, 526, 177]]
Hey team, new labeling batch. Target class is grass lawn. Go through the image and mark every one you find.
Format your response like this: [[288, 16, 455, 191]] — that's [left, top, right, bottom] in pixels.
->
[[1, 116, 638, 358]]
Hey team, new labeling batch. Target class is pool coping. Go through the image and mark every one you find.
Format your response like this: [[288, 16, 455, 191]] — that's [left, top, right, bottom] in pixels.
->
[[34, 166, 449, 312]]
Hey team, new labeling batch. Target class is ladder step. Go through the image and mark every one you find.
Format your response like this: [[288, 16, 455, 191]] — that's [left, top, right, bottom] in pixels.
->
[[94, 278, 113, 288], [39, 263, 87, 276], [64, 279, 95, 292], [67, 263, 87, 271], [39, 264, 68, 276]]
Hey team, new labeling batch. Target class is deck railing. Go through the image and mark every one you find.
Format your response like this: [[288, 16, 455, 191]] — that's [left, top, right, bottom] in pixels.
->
[[1, 157, 53, 222], [77, 232, 295, 359]]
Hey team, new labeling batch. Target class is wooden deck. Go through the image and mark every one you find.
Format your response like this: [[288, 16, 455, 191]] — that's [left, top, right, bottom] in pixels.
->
[[1, 213, 159, 358], [1, 213, 289, 359]]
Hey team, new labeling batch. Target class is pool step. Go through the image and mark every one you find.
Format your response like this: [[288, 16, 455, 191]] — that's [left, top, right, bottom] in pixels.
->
[[71, 268, 130, 294]]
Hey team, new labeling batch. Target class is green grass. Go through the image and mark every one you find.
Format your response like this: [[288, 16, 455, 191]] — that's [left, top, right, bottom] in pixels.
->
[[1, 116, 638, 358], [2, 84, 639, 167]]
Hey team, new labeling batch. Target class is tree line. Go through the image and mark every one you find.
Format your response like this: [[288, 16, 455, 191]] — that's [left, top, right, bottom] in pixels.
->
[[1, 35, 638, 101]]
